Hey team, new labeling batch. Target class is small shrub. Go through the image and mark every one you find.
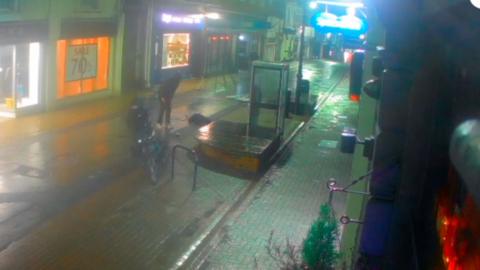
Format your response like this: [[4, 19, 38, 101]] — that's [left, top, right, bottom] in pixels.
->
[[302, 204, 339, 270]]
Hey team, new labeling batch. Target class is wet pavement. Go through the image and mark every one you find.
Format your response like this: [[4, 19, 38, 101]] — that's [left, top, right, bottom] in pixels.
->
[[0, 60, 348, 269], [196, 71, 356, 269]]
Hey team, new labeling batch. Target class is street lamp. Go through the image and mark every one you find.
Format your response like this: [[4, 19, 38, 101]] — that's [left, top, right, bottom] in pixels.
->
[[295, 0, 307, 114]]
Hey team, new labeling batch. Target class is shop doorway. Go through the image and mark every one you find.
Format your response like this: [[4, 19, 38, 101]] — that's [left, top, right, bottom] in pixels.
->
[[205, 34, 234, 76], [0, 42, 41, 117]]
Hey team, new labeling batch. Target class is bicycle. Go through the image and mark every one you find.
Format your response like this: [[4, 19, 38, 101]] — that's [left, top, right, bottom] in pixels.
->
[[127, 98, 169, 184]]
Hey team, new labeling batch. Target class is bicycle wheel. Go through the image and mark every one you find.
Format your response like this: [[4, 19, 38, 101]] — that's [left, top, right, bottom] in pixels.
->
[[147, 157, 160, 184]]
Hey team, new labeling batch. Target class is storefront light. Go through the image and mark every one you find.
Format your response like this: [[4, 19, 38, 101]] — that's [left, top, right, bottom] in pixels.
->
[[161, 33, 190, 69], [161, 13, 203, 24], [56, 37, 110, 98], [310, 1, 364, 8], [28, 43, 40, 105], [162, 13, 173, 23], [205, 13, 221, 20], [239, 35, 246, 41], [316, 13, 362, 30], [309, 1, 318, 9]]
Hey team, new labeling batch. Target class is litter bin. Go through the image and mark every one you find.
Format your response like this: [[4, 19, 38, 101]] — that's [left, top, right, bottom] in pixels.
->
[[296, 79, 310, 115]]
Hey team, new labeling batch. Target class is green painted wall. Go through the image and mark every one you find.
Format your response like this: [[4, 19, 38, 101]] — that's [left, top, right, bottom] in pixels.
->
[[339, 3, 385, 267]]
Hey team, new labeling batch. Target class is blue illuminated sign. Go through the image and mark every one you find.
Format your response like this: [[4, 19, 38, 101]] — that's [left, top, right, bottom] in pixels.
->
[[311, 11, 367, 35]]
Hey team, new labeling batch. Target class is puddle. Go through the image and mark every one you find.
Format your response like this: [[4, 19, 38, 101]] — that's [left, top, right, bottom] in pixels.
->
[[318, 140, 338, 149], [12, 165, 47, 179]]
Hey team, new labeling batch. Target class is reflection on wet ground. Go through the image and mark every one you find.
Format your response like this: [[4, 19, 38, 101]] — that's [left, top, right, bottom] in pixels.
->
[[0, 60, 348, 269]]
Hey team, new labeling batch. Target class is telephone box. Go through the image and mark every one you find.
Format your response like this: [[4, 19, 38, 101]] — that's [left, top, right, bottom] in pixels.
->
[[196, 61, 291, 174], [248, 61, 289, 140]]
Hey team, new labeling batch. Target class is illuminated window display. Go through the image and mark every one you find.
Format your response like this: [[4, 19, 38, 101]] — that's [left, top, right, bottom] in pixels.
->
[[162, 33, 190, 69], [57, 37, 110, 98], [0, 42, 40, 113]]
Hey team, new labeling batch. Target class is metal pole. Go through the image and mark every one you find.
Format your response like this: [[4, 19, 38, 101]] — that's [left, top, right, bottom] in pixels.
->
[[295, 1, 306, 114], [192, 150, 198, 191], [12, 45, 17, 113], [170, 145, 199, 191], [170, 145, 176, 180]]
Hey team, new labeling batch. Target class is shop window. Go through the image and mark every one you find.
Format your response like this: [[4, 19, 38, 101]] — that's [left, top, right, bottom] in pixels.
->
[[0, 42, 40, 112], [0, 0, 17, 12], [57, 37, 110, 98], [162, 33, 190, 69]]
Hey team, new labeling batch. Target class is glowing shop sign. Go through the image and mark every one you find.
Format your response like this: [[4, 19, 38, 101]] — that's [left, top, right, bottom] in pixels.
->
[[66, 44, 98, 81], [161, 13, 203, 25], [312, 12, 367, 34]]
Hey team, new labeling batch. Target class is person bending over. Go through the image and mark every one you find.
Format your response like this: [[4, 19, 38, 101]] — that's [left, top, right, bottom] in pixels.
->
[[158, 72, 182, 130]]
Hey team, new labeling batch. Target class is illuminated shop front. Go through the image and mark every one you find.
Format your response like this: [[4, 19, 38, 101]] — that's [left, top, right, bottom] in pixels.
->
[[0, 23, 46, 117], [205, 34, 235, 75], [152, 12, 205, 83], [56, 37, 110, 98], [161, 33, 190, 69], [51, 18, 118, 106], [0, 43, 41, 117], [204, 14, 271, 75], [1, 6, 120, 115]]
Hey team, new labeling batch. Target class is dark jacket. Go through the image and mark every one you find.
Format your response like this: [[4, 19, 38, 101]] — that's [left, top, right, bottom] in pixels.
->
[[160, 74, 181, 101]]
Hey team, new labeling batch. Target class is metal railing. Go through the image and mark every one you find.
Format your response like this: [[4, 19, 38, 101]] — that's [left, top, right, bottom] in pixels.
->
[[327, 178, 370, 225], [171, 145, 199, 191], [327, 177, 371, 206]]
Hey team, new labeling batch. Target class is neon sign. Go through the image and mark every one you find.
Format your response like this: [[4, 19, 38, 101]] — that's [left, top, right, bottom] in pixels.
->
[[316, 13, 362, 30], [161, 13, 203, 25], [311, 11, 367, 35]]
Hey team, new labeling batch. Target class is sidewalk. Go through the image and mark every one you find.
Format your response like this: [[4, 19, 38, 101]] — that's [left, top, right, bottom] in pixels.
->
[[0, 75, 250, 270], [0, 60, 351, 269], [0, 73, 238, 147], [0, 72, 245, 269], [197, 75, 358, 269]]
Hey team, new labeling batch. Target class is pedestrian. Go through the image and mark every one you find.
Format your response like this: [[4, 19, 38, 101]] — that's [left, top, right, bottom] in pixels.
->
[[157, 72, 182, 130]]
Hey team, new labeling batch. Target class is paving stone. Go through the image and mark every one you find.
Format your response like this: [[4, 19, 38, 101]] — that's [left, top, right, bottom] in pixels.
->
[[203, 63, 357, 269]]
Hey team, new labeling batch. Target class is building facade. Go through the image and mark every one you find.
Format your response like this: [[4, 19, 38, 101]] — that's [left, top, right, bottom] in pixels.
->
[[0, 0, 125, 117], [123, 0, 287, 88]]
